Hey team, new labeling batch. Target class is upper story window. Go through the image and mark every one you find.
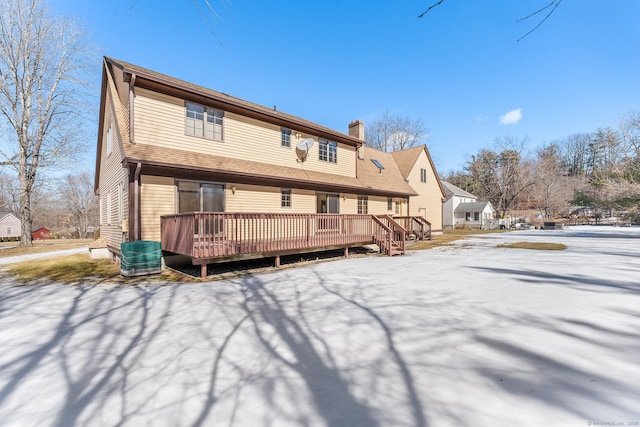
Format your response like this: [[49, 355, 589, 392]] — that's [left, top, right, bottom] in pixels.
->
[[281, 128, 291, 147], [319, 139, 337, 163], [185, 102, 223, 141], [420, 168, 427, 183]]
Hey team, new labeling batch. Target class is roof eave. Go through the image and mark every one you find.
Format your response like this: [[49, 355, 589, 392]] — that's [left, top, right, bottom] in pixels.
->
[[106, 57, 363, 148]]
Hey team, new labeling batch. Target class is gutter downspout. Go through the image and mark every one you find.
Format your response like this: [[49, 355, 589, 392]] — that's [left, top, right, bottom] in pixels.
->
[[129, 73, 136, 144], [133, 162, 141, 240]]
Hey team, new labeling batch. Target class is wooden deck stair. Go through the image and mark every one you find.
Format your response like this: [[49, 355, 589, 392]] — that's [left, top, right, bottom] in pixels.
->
[[372, 215, 406, 256]]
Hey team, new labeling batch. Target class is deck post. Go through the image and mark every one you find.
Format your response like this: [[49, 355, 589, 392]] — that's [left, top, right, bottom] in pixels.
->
[[201, 264, 207, 278], [344, 247, 349, 257], [275, 255, 281, 268]]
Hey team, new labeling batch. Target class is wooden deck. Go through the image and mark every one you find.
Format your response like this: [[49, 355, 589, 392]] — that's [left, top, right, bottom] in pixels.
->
[[161, 212, 428, 277]]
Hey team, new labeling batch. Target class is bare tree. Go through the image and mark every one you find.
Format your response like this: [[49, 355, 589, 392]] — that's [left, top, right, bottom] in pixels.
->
[[418, 0, 563, 41], [365, 111, 428, 152], [0, 172, 19, 213], [558, 133, 591, 176], [60, 171, 98, 239], [465, 136, 537, 218], [0, 0, 92, 246], [531, 143, 578, 218]]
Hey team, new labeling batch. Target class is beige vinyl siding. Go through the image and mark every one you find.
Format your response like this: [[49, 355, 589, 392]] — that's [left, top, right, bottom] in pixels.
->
[[98, 84, 129, 251], [367, 196, 392, 215], [133, 88, 357, 178], [226, 184, 316, 213], [406, 151, 444, 231], [140, 175, 175, 241], [340, 194, 357, 214]]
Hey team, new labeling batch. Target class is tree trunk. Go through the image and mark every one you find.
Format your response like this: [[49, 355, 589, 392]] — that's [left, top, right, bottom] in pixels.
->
[[19, 176, 33, 247]]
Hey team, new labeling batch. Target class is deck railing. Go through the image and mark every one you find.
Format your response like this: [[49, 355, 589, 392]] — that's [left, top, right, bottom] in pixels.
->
[[161, 212, 380, 261], [373, 215, 406, 254]]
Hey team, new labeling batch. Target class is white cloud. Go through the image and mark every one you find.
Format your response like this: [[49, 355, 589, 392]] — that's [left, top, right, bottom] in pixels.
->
[[498, 108, 522, 125]]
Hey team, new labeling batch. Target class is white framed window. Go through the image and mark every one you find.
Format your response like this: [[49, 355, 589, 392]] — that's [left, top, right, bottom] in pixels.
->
[[395, 201, 400, 215], [281, 188, 291, 208], [185, 102, 223, 141], [319, 139, 337, 163], [387, 197, 393, 211], [6, 227, 11, 235], [281, 128, 291, 147], [106, 125, 113, 156], [358, 196, 368, 214], [420, 168, 427, 183]]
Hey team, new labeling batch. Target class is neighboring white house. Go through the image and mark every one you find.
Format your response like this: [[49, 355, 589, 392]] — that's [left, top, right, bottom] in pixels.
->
[[0, 213, 21, 241], [442, 181, 494, 229]]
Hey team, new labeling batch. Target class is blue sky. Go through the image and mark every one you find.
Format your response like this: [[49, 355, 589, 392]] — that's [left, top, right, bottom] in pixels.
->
[[51, 0, 640, 174]]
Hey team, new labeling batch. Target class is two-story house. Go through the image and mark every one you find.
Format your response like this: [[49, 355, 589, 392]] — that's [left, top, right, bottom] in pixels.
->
[[442, 181, 494, 229], [95, 57, 445, 276]]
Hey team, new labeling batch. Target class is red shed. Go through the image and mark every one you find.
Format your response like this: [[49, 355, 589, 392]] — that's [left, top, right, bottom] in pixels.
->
[[32, 227, 51, 240]]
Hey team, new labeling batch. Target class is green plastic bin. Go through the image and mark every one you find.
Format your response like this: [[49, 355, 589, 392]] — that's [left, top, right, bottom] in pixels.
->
[[120, 240, 162, 277]]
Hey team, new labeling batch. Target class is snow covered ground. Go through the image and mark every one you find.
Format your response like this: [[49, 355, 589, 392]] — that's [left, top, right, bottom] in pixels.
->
[[0, 226, 638, 427]]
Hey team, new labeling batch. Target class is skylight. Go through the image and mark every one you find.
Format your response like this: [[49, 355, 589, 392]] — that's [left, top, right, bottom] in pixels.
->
[[371, 159, 384, 170]]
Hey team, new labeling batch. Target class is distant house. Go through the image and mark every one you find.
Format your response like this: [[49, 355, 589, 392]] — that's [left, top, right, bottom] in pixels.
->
[[32, 227, 51, 240], [0, 213, 21, 241], [442, 181, 494, 229]]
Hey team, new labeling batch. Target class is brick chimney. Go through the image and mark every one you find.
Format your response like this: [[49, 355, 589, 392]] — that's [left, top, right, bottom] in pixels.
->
[[348, 120, 365, 141], [349, 120, 365, 160]]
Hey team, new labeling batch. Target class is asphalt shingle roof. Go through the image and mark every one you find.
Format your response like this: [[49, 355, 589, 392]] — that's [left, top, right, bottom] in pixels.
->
[[442, 181, 477, 199]]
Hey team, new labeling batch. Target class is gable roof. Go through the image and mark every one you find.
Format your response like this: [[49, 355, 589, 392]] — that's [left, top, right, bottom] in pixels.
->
[[391, 146, 424, 179], [390, 145, 447, 200], [442, 181, 477, 199], [454, 201, 493, 213], [357, 147, 418, 196], [0, 213, 19, 222]]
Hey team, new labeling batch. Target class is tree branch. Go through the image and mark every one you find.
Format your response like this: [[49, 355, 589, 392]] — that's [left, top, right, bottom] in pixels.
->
[[418, 0, 446, 19], [517, 0, 562, 42]]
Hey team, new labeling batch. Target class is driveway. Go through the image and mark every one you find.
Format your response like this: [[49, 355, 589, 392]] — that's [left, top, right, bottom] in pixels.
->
[[0, 226, 638, 426], [0, 247, 89, 265]]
